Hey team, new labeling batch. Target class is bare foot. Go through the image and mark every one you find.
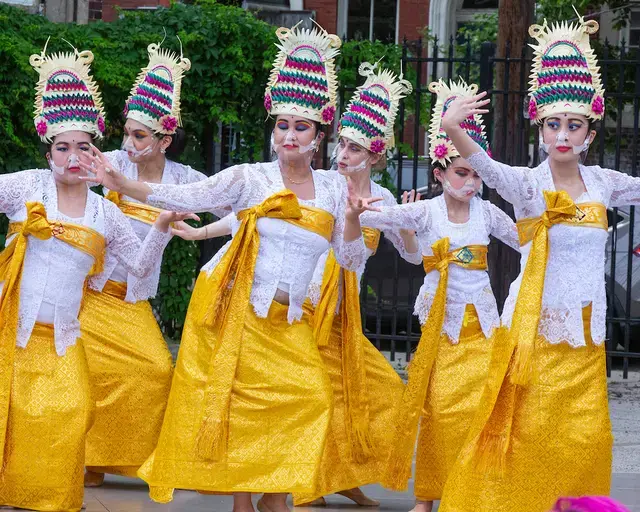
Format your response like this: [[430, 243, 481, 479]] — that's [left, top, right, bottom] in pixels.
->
[[337, 488, 380, 507], [409, 501, 433, 512], [259, 493, 290, 512], [233, 492, 255, 512], [84, 470, 105, 488]]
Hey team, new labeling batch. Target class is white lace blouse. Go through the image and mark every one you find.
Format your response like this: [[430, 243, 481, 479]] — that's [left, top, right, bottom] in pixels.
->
[[307, 178, 421, 309], [88, 150, 206, 303], [361, 193, 519, 342], [467, 150, 640, 347], [145, 160, 366, 323], [0, 169, 171, 355]]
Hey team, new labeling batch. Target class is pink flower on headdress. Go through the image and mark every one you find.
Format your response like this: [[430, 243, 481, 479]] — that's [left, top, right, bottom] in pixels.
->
[[321, 105, 336, 123], [528, 98, 538, 120], [370, 139, 386, 154], [592, 95, 604, 115], [36, 118, 47, 137], [159, 115, 178, 133], [97, 116, 105, 134], [123, 103, 129, 117], [434, 143, 448, 159], [264, 93, 272, 112]]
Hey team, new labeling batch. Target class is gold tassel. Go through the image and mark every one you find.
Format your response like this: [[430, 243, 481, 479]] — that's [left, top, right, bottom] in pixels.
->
[[472, 431, 508, 477], [350, 418, 374, 463], [195, 408, 229, 461]]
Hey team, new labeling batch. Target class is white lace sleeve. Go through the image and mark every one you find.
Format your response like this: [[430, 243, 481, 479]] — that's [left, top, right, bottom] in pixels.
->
[[330, 178, 366, 272], [182, 165, 208, 184], [360, 199, 431, 234], [0, 170, 38, 215], [103, 202, 171, 279], [377, 188, 422, 264], [146, 164, 250, 213], [483, 201, 520, 251], [605, 168, 640, 207], [467, 151, 536, 207]]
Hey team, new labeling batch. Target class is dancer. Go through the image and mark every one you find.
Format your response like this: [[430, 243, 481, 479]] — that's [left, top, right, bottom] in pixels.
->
[[81, 40, 206, 487], [292, 62, 415, 508], [81, 23, 375, 512], [438, 14, 635, 512], [0, 43, 188, 512], [359, 79, 519, 512]]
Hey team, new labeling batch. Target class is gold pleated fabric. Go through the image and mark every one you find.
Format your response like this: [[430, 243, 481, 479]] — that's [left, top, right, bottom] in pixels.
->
[[137, 273, 333, 500], [80, 281, 173, 477], [413, 305, 494, 501], [293, 308, 404, 505], [439, 306, 612, 512], [0, 323, 93, 512]]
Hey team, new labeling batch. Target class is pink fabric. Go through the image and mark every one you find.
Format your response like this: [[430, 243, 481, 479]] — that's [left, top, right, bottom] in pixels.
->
[[551, 496, 630, 512]]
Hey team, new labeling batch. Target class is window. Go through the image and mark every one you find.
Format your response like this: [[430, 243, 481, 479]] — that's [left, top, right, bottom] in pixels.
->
[[341, 0, 397, 43], [628, 10, 640, 48]]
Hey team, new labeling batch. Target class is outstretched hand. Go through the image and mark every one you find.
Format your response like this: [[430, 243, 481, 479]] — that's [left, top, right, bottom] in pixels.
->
[[441, 92, 490, 132], [78, 144, 127, 192], [170, 220, 204, 241], [155, 212, 201, 233], [345, 177, 383, 219]]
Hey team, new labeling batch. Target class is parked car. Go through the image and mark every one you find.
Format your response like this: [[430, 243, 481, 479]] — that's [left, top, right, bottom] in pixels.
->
[[604, 206, 640, 352]]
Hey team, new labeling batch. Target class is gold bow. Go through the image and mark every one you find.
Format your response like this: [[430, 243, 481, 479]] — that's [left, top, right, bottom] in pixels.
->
[[194, 190, 302, 461], [311, 228, 381, 462], [510, 190, 576, 385], [384, 237, 488, 490]]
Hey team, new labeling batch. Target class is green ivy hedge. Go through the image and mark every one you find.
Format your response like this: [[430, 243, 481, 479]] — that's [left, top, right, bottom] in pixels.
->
[[0, 2, 406, 339]]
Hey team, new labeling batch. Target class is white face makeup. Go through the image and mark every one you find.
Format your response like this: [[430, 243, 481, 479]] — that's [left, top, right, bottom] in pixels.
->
[[48, 133, 91, 177], [272, 130, 318, 154], [443, 176, 480, 199], [122, 136, 156, 158], [334, 144, 370, 174], [539, 131, 590, 155]]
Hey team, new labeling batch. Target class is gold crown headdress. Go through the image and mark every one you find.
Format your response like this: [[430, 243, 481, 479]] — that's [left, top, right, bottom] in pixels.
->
[[338, 62, 412, 154], [30, 39, 106, 142]]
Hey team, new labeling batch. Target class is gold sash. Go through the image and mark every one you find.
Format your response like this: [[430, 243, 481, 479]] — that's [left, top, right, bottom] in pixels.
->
[[194, 191, 335, 461], [105, 190, 163, 225], [286, 204, 335, 242], [102, 280, 128, 301], [384, 238, 488, 489], [0, 202, 105, 468], [510, 193, 607, 385], [311, 227, 380, 462], [473, 194, 608, 475]]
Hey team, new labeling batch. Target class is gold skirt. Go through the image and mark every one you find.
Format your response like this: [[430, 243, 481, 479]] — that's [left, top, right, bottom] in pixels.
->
[[413, 305, 494, 501], [138, 272, 333, 500], [80, 281, 173, 477], [0, 323, 92, 512], [293, 312, 405, 505], [440, 306, 613, 512]]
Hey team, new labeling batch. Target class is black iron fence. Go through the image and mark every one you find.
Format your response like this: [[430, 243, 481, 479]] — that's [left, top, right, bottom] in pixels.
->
[[354, 37, 640, 378], [208, 36, 640, 378]]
